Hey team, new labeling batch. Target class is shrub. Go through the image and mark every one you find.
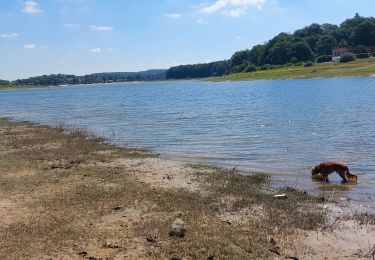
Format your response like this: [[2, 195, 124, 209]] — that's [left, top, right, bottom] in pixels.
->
[[356, 45, 367, 54], [356, 53, 369, 59], [340, 53, 356, 63], [244, 64, 257, 73], [260, 64, 272, 70], [316, 55, 332, 63], [290, 57, 298, 64], [231, 62, 248, 73], [304, 61, 314, 67]]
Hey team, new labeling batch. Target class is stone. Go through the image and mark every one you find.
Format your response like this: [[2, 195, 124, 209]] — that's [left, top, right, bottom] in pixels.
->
[[169, 218, 186, 238]]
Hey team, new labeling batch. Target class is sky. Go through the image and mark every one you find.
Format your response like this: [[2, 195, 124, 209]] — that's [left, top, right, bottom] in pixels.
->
[[0, 0, 375, 80]]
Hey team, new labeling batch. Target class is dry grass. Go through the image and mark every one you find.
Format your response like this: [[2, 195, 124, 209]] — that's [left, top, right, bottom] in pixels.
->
[[0, 118, 330, 259], [345, 211, 375, 225], [207, 56, 375, 82]]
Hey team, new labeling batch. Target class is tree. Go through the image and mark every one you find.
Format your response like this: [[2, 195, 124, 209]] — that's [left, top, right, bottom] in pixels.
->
[[350, 20, 375, 46], [294, 23, 324, 38], [338, 39, 349, 47], [316, 35, 337, 55], [291, 41, 313, 61], [230, 50, 251, 67], [248, 44, 265, 66], [269, 40, 292, 64]]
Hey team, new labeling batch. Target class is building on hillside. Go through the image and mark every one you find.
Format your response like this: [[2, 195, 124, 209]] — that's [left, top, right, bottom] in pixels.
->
[[332, 46, 375, 57], [332, 46, 375, 61], [332, 47, 354, 57]]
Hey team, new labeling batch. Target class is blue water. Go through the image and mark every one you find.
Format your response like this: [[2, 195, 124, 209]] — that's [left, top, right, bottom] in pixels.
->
[[1, 78, 375, 209]]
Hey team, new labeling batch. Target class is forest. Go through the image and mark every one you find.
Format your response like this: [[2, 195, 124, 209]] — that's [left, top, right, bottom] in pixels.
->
[[166, 14, 375, 79]]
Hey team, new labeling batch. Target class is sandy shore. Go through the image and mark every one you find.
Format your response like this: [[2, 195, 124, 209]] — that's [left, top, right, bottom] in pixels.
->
[[0, 118, 374, 259]]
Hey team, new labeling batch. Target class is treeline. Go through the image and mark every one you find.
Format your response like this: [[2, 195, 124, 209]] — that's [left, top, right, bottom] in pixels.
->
[[0, 80, 10, 85], [8, 69, 166, 86], [166, 14, 375, 79], [166, 61, 231, 79]]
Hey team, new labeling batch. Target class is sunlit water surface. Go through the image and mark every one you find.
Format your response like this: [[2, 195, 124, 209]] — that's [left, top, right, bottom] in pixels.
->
[[1, 77, 375, 210]]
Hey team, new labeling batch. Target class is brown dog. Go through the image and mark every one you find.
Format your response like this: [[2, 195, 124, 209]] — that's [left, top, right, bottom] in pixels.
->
[[311, 161, 357, 183]]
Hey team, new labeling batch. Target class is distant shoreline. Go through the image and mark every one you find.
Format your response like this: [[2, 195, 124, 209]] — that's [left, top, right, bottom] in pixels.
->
[[2, 58, 375, 91]]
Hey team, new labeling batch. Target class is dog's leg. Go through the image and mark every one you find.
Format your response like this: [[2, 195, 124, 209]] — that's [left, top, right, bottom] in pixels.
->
[[338, 170, 348, 183]]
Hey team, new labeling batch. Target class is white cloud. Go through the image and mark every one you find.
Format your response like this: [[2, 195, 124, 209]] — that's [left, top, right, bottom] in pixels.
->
[[64, 23, 80, 28], [0, 33, 19, 39], [200, 0, 265, 17], [90, 48, 102, 53], [165, 13, 181, 19], [22, 1, 43, 14], [90, 25, 114, 32], [24, 44, 36, 49], [224, 7, 247, 17]]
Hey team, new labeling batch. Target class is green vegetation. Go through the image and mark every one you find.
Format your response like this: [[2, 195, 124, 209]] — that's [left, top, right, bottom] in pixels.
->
[[166, 14, 375, 79], [317, 55, 333, 63], [205, 57, 375, 81], [2, 70, 166, 87], [340, 53, 356, 63]]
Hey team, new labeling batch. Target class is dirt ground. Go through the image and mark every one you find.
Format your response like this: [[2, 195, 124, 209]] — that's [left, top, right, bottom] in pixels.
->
[[0, 118, 374, 259]]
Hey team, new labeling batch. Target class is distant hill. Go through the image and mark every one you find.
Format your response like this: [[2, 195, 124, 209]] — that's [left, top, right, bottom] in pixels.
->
[[166, 13, 375, 79], [10, 69, 166, 86]]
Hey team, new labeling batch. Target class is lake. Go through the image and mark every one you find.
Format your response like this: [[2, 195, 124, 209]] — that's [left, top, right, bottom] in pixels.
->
[[1, 77, 375, 210]]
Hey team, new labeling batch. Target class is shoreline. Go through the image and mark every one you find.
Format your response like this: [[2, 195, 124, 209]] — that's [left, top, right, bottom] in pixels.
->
[[1, 118, 374, 259]]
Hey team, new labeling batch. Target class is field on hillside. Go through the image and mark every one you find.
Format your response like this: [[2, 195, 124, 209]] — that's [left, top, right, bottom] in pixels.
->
[[208, 57, 375, 82]]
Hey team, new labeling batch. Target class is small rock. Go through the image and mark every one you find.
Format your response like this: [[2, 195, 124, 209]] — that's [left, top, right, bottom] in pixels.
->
[[102, 242, 119, 249], [274, 194, 287, 199], [146, 236, 157, 244], [170, 256, 181, 260], [169, 218, 186, 238], [77, 251, 87, 257], [207, 256, 214, 260], [223, 220, 231, 225], [112, 206, 122, 211]]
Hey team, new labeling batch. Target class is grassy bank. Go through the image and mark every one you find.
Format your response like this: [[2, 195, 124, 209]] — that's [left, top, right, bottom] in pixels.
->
[[0, 85, 47, 90], [207, 57, 375, 82], [0, 118, 374, 259]]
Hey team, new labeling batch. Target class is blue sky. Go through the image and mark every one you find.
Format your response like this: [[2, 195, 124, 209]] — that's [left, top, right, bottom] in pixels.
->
[[0, 0, 374, 80]]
